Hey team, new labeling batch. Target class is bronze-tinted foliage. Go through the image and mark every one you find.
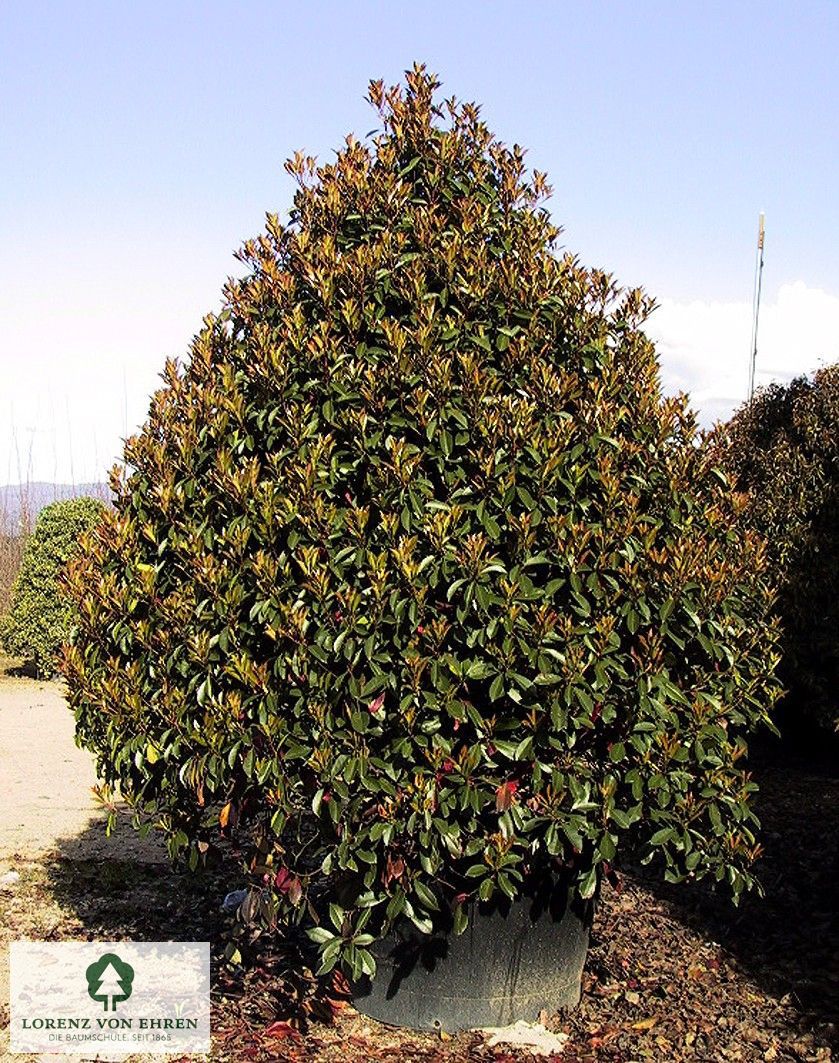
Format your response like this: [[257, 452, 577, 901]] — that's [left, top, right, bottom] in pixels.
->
[[63, 66, 781, 980], [715, 364, 838, 734]]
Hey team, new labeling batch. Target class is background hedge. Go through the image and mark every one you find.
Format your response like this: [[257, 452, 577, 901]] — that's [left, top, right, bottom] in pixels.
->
[[716, 364, 839, 734], [2, 496, 106, 676]]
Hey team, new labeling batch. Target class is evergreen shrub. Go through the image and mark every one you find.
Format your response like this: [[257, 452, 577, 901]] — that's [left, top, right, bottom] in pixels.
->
[[63, 67, 782, 979]]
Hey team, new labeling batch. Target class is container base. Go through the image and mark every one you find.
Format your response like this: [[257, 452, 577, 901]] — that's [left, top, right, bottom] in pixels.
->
[[353, 881, 592, 1031]]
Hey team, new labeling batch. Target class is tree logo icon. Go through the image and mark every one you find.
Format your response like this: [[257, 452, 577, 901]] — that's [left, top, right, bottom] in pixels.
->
[[85, 952, 135, 1011]]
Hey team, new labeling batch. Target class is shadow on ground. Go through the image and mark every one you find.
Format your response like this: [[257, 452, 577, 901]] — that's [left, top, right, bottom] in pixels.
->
[[37, 817, 356, 1053], [629, 743, 839, 1046], [22, 743, 838, 1059], [43, 813, 231, 946], [4, 660, 40, 679]]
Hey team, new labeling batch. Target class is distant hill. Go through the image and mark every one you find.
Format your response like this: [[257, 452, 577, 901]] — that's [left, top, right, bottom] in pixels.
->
[[0, 482, 110, 530]]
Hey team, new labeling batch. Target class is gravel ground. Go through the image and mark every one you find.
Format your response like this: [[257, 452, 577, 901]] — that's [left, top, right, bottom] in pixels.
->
[[0, 661, 836, 1061]]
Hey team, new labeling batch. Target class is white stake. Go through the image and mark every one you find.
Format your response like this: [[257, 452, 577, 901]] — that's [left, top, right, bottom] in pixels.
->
[[748, 212, 766, 401]]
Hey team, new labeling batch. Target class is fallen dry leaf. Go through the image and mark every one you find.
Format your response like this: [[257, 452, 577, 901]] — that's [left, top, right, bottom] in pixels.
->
[[263, 1020, 303, 1042]]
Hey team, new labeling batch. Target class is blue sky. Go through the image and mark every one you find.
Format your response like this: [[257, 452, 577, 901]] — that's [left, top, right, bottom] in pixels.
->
[[1, 2, 838, 483]]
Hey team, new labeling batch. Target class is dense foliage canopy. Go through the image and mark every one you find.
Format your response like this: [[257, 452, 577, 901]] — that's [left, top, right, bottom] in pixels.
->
[[2, 497, 105, 676], [64, 67, 781, 979], [716, 365, 838, 734]]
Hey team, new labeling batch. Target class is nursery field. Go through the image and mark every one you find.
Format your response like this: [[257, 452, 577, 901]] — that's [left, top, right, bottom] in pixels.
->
[[0, 661, 835, 1062]]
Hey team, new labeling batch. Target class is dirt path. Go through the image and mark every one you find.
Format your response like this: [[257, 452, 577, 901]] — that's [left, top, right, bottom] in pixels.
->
[[0, 666, 164, 863], [0, 664, 166, 1059], [0, 669, 103, 859]]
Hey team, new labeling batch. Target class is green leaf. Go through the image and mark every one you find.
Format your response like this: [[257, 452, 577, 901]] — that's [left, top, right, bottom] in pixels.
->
[[307, 926, 336, 945], [413, 879, 440, 911], [579, 867, 598, 899], [452, 902, 468, 936], [650, 827, 676, 846]]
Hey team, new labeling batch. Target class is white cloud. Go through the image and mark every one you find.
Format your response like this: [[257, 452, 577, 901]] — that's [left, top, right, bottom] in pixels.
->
[[647, 281, 839, 427], [2, 260, 837, 486]]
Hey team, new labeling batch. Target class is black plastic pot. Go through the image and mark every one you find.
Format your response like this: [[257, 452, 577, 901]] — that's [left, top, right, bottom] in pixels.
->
[[353, 879, 592, 1031]]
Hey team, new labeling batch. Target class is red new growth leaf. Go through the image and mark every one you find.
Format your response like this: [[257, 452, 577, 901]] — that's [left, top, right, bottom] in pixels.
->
[[332, 970, 352, 997], [382, 852, 406, 887], [496, 779, 519, 812], [274, 868, 303, 904], [287, 876, 303, 906]]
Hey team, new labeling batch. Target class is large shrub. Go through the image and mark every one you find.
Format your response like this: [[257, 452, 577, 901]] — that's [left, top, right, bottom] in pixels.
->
[[715, 365, 838, 733], [2, 496, 106, 676], [63, 67, 781, 980]]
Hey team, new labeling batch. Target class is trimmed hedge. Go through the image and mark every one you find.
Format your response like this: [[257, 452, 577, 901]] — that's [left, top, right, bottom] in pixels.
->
[[63, 67, 781, 980], [716, 364, 839, 733], [1, 497, 106, 676]]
